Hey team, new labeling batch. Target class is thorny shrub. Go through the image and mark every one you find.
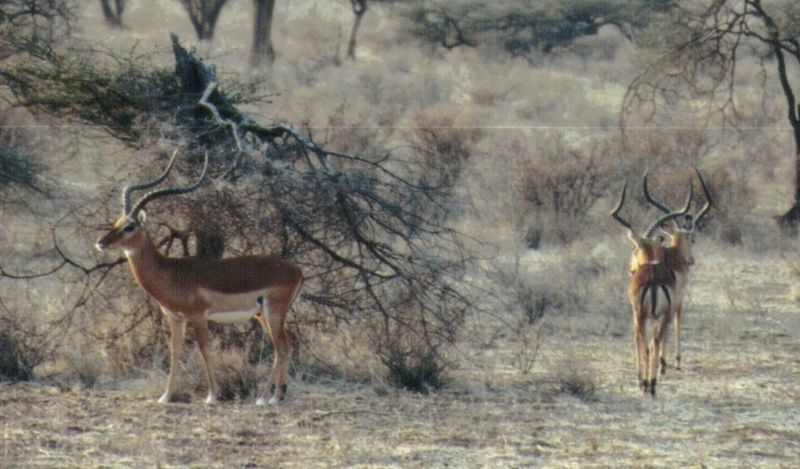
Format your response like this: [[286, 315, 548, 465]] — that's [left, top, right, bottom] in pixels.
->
[[498, 269, 553, 375], [515, 134, 613, 246], [382, 345, 446, 394], [555, 366, 598, 402], [0, 39, 475, 394], [0, 331, 32, 382], [412, 108, 482, 190]]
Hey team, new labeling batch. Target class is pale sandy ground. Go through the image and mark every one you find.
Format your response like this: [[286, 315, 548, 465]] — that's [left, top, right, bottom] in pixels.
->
[[2, 248, 798, 468]]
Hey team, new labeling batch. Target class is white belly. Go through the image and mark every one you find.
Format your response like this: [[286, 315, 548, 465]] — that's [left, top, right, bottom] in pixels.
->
[[207, 308, 259, 323], [198, 287, 268, 323]]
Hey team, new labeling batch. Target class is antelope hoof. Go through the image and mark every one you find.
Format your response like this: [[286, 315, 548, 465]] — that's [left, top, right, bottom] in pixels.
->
[[269, 383, 288, 394], [157, 393, 171, 404], [649, 379, 657, 398], [256, 396, 280, 406], [660, 357, 668, 375], [205, 394, 218, 406]]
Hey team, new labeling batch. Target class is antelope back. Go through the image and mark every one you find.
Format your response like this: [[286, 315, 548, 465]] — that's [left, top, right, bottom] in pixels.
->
[[626, 230, 664, 272], [665, 231, 694, 268]]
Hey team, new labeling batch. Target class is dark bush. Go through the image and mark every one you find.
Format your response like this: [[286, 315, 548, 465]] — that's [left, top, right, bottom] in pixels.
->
[[382, 347, 445, 394], [556, 368, 598, 402], [0, 332, 32, 382]]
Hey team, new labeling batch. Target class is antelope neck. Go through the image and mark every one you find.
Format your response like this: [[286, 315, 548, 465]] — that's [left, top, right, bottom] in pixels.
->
[[124, 235, 168, 296]]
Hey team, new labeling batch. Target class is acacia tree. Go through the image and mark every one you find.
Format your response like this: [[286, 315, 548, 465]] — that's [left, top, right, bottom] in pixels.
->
[[402, 0, 671, 56], [623, 0, 800, 230], [0, 0, 74, 56], [0, 0, 74, 379], [0, 35, 475, 389]]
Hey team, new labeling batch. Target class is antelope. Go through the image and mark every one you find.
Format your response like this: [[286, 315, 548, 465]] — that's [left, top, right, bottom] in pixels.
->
[[643, 168, 712, 371], [610, 182, 669, 274], [612, 182, 688, 396], [610, 169, 711, 396], [95, 151, 303, 406], [627, 238, 678, 396]]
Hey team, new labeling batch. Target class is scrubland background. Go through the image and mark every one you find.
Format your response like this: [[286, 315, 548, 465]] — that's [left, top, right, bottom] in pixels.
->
[[1, 1, 800, 467]]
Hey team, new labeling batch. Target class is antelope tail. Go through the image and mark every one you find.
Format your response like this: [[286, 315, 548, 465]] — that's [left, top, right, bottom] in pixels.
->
[[639, 285, 672, 319]]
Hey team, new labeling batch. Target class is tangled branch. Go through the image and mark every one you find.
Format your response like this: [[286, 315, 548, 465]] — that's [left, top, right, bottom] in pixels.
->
[[1, 34, 478, 378]]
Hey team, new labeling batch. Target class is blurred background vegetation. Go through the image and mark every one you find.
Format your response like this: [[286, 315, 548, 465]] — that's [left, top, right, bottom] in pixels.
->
[[1, 0, 798, 398]]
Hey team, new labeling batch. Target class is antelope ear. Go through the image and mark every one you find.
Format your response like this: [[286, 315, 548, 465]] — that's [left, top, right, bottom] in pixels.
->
[[682, 215, 696, 232], [138, 210, 147, 224], [626, 229, 639, 246]]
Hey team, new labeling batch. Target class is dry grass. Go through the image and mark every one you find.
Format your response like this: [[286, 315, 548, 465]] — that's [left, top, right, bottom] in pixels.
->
[[2, 249, 799, 467]]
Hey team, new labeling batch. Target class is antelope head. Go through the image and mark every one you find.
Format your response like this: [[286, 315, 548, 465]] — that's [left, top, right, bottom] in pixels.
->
[[643, 167, 713, 267], [96, 151, 209, 254]]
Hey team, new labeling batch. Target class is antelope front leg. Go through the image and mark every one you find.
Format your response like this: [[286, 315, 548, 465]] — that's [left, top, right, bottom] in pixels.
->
[[159, 314, 186, 404]]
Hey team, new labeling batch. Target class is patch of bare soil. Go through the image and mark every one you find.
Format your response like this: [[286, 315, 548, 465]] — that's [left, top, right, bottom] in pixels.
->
[[2, 252, 799, 468]]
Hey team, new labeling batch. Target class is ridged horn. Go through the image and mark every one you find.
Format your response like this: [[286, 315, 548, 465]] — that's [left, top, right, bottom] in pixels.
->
[[128, 152, 210, 219], [122, 150, 179, 215]]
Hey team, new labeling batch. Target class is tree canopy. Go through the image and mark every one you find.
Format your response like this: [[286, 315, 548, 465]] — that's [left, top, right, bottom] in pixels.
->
[[0, 34, 477, 385], [623, 0, 800, 229], [402, 0, 672, 56]]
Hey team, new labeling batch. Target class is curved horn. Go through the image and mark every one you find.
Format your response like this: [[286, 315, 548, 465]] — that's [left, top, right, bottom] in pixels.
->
[[122, 150, 179, 214], [679, 179, 693, 214], [693, 167, 712, 224], [643, 169, 671, 214], [128, 152, 210, 219], [643, 168, 693, 235], [644, 183, 692, 238], [610, 182, 633, 230]]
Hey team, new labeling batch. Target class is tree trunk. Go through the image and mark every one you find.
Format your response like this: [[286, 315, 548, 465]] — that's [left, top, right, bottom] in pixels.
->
[[100, 0, 125, 27], [194, 221, 225, 259], [347, 0, 367, 60], [758, 0, 800, 232], [776, 122, 800, 232], [180, 0, 229, 41], [773, 43, 800, 231], [251, 0, 276, 67]]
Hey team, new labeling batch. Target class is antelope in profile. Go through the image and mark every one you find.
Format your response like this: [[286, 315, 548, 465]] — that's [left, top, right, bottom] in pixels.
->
[[95, 151, 303, 406], [611, 169, 711, 396]]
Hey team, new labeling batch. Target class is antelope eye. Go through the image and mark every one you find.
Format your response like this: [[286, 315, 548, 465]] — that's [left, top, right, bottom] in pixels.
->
[[122, 224, 136, 233]]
